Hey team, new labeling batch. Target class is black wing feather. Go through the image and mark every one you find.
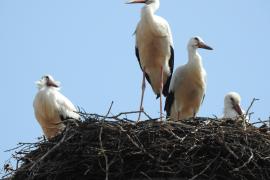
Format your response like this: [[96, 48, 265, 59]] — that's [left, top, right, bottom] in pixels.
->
[[135, 47, 151, 85], [162, 46, 174, 97], [164, 91, 174, 117], [201, 94, 205, 105]]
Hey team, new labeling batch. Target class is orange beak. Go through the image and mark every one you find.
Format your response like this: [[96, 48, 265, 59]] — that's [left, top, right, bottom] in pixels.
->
[[47, 79, 59, 88], [233, 103, 243, 116], [126, 0, 146, 4], [198, 42, 213, 50]]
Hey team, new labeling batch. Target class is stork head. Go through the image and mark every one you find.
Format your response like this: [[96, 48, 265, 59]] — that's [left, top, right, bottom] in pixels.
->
[[188, 36, 213, 51], [126, 0, 157, 5], [224, 92, 243, 116], [36, 75, 60, 90]]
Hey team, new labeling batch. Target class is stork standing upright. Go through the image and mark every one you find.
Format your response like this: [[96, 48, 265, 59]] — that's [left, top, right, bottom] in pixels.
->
[[33, 75, 80, 140], [127, 0, 174, 121], [165, 37, 213, 121], [223, 92, 245, 119]]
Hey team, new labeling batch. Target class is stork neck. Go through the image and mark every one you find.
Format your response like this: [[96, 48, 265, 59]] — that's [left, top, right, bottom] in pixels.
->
[[141, 1, 160, 20], [41, 86, 59, 92], [187, 47, 203, 68], [223, 104, 234, 116]]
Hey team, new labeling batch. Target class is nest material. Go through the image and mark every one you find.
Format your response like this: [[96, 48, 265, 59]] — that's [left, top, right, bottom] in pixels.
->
[[6, 114, 270, 180]]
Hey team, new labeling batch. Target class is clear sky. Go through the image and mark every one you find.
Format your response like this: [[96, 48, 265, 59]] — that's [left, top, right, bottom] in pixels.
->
[[1, 0, 270, 172]]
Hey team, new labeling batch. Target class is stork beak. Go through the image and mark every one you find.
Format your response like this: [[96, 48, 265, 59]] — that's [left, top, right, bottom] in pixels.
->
[[47, 79, 59, 88], [233, 103, 243, 116], [198, 42, 213, 50], [126, 0, 146, 4]]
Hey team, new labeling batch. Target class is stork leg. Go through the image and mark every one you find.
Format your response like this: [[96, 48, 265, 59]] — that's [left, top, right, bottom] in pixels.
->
[[177, 111, 180, 121], [137, 71, 146, 122], [159, 66, 164, 121], [193, 109, 197, 119]]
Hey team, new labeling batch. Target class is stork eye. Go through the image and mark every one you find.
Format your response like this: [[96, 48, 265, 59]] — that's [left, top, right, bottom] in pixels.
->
[[194, 37, 199, 41], [43, 76, 49, 80], [230, 97, 234, 102]]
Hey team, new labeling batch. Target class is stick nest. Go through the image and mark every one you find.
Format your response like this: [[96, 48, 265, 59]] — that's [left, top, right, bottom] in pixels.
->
[[4, 113, 270, 180]]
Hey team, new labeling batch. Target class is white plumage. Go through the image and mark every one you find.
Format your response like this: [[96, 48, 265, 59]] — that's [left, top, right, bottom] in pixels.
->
[[128, 0, 174, 120], [223, 92, 245, 119], [165, 37, 213, 121], [33, 75, 80, 140]]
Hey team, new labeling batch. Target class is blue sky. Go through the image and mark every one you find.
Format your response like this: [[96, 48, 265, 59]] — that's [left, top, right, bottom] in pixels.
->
[[1, 0, 270, 172]]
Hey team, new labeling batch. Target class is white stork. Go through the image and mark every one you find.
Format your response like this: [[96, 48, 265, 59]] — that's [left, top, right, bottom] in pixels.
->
[[165, 37, 213, 121], [127, 0, 174, 121], [33, 75, 80, 140], [223, 92, 245, 119]]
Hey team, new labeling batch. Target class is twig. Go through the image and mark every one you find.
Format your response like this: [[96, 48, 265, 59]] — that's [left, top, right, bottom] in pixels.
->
[[189, 153, 220, 180], [125, 131, 155, 160], [140, 171, 152, 180], [79, 109, 153, 122], [251, 119, 269, 126], [4, 141, 44, 153], [112, 110, 152, 120], [4, 144, 29, 153], [244, 98, 259, 120], [233, 148, 254, 171], [99, 101, 114, 180], [224, 142, 239, 160], [166, 121, 196, 129], [29, 126, 72, 172]]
